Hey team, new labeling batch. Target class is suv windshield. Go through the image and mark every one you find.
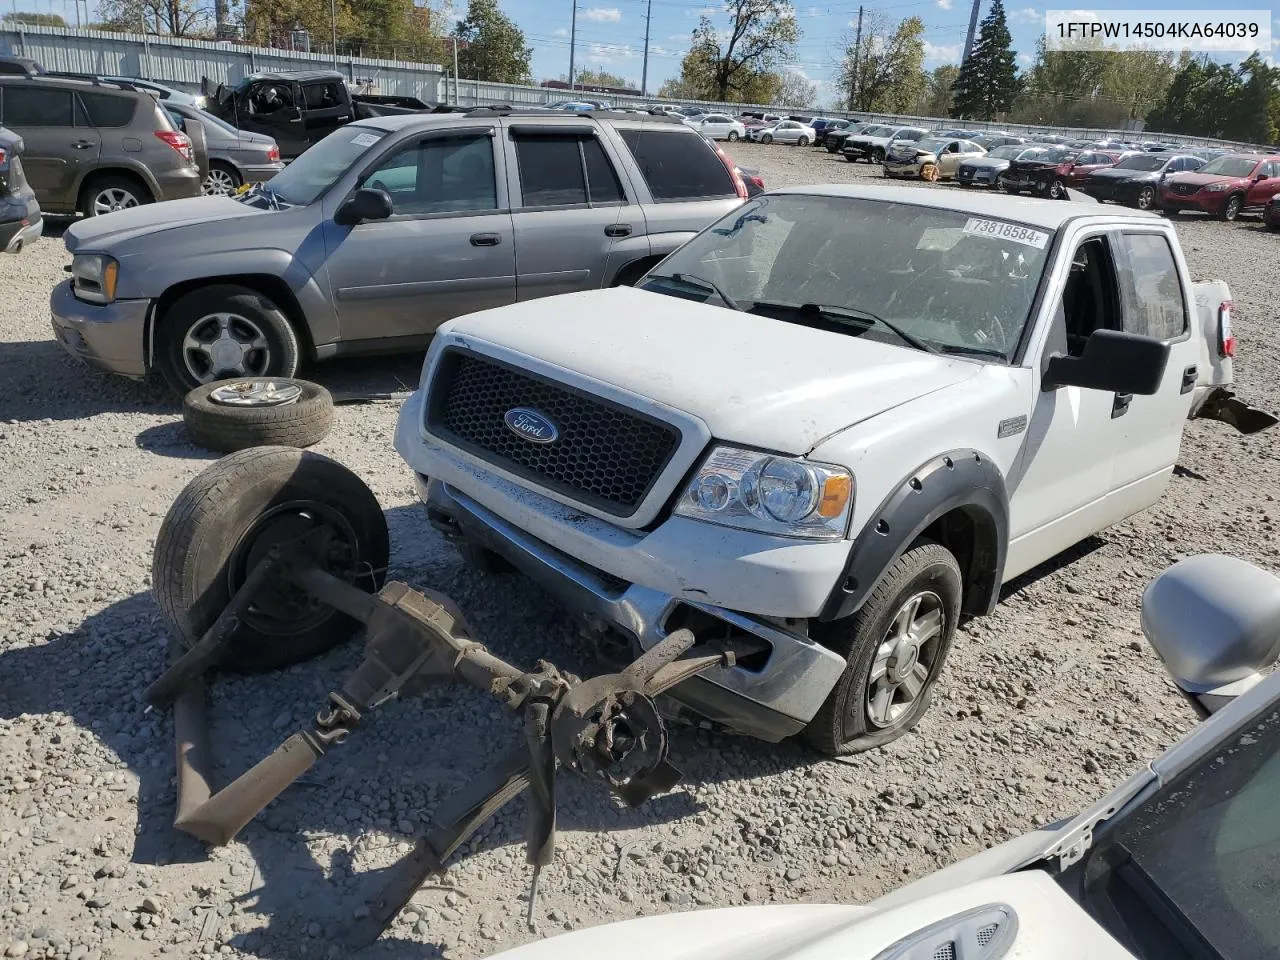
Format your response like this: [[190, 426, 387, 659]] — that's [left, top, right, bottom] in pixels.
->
[[641, 194, 1054, 361], [1198, 156, 1261, 177], [1078, 707, 1280, 958], [1114, 154, 1168, 171], [258, 124, 388, 205]]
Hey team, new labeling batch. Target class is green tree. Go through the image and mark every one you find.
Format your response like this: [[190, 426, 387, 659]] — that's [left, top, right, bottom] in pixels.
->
[[1146, 53, 1280, 143], [951, 0, 1019, 119], [241, 0, 357, 50], [839, 13, 926, 113], [1013, 38, 1178, 128], [565, 68, 632, 89], [775, 69, 816, 107], [453, 0, 532, 83], [923, 64, 959, 117], [682, 0, 799, 102], [95, 0, 208, 35], [2, 11, 68, 26]]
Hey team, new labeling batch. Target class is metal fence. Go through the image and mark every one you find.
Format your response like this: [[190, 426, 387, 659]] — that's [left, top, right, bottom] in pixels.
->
[[0, 24, 443, 101], [1, 25, 1265, 151]]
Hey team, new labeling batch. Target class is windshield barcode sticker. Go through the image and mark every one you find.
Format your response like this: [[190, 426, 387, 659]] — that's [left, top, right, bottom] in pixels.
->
[[350, 132, 381, 147], [962, 218, 1049, 249]]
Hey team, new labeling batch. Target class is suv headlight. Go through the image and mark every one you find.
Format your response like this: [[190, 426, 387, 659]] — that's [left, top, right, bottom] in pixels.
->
[[674, 445, 853, 540], [71, 254, 119, 304], [1203, 182, 1230, 192]]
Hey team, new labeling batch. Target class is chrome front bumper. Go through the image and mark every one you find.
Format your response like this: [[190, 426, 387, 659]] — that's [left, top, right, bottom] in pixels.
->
[[420, 476, 849, 742]]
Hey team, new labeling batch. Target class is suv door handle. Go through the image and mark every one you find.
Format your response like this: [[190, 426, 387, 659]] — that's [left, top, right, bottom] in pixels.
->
[[1112, 393, 1133, 418], [1180, 364, 1197, 395], [71, 140, 95, 150], [470, 233, 502, 247], [604, 223, 633, 237]]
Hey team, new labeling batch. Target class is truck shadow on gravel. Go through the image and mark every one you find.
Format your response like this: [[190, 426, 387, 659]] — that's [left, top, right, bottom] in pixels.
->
[[0, 504, 813, 958]]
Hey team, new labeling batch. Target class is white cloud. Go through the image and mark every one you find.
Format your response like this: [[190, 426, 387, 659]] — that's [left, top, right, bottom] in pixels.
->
[[923, 40, 963, 65], [805, 6, 821, 17], [936, 0, 953, 9], [554, 27, 568, 37], [587, 42, 640, 64], [687, 5, 721, 17], [583, 7, 621, 23], [1017, 51, 1035, 66], [1010, 7, 1042, 24]]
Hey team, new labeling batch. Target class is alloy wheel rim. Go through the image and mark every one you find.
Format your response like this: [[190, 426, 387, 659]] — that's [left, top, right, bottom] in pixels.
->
[[203, 168, 238, 196], [209, 379, 302, 407], [93, 187, 139, 215], [1138, 187, 1154, 209], [182, 312, 272, 383], [863, 590, 945, 729]]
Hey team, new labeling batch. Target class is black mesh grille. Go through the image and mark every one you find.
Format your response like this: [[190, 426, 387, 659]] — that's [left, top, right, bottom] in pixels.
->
[[426, 349, 682, 517]]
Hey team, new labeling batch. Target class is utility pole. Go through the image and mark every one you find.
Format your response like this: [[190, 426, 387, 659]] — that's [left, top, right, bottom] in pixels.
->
[[849, 5, 863, 111], [329, 0, 338, 68], [568, 0, 577, 91], [452, 36, 460, 105], [641, 0, 652, 96], [961, 0, 981, 64]]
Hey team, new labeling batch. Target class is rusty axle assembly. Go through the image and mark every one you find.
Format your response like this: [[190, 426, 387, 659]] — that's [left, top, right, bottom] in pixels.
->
[[144, 533, 761, 946]]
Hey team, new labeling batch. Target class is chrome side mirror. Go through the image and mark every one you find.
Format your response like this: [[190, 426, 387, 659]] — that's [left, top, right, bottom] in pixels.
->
[[1141, 554, 1280, 717]]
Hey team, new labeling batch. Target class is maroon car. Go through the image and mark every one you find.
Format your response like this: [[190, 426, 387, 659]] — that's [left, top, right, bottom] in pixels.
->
[[1041, 150, 1131, 198], [1160, 153, 1280, 221]]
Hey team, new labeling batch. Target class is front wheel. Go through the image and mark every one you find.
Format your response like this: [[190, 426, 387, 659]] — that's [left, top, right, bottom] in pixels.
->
[[1136, 186, 1156, 210], [152, 447, 390, 673], [761, 133, 773, 144], [1048, 178, 1067, 200], [1221, 194, 1243, 221], [727, 130, 739, 141], [155, 284, 301, 396], [872, 148, 885, 163], [797, 135, 809, 147], [921, 163, 940, 182], [804, 541, 961, 756]]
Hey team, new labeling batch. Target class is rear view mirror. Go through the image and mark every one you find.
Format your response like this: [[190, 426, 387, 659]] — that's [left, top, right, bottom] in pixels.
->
[[335, 187, 393, 226], [1141, 555, 1280, 717], [1043, 329, 1170, 395]]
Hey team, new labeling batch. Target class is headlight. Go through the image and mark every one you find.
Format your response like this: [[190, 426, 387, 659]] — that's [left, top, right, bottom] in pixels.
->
[[674, 445, 853, 540], [1203, 182, 1229, 192], [71, 254, 119, 304]]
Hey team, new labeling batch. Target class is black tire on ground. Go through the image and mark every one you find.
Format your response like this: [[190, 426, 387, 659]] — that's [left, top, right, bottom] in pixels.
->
[[797, 135, 809, 146], [803, 541, 961, 756], [182, 378, 335, 453], [1222, 194, 1244, 221], [80, 174, 151, 218], [727, 130, 739, 141], [154, 284, 301, 396], [762, 133, 773, 144], [872, 148, 885, 163], [152, 447, 390, 673], [1136, 186, 1156, 210]]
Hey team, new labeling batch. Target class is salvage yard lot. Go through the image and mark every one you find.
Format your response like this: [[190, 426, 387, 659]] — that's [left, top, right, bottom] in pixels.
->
[[2, 141, 1279, 960]]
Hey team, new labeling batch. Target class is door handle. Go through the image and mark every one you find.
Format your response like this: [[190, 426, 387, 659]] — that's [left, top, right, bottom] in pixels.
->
[[1112, 393, 1133, 418], [71, 140, 95, 150], [604, 223, 633, 238], [470, 233, 502, 247], [1180, 364, 1197, 395]]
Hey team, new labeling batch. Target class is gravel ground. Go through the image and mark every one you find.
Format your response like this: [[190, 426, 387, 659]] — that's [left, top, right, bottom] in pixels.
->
[[3, 140, 1279, 960]]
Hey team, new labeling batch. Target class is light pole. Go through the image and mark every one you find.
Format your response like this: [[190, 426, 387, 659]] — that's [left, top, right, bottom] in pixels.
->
[[330, 0, 338, 68], [568, 0, 577, 91]]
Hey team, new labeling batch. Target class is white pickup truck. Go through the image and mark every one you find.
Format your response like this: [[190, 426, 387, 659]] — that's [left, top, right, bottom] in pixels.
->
[[394, 185, 1274, 756]]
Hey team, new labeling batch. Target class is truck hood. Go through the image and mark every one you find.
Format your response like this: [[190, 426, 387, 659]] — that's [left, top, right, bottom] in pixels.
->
[[63, 195, 265, 252], [438, 287, 982, 455], [487, 872, 1133, 960]]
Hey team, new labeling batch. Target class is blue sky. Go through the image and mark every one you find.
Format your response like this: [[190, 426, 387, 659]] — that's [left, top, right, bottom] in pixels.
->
[[498, 0, 1278, 106]]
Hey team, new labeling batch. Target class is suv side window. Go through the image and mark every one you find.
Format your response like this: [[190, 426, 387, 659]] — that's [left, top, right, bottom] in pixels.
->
[[2, 85, 73, 126], [78, 91, 137, 128], [512, 134, 624, 207], [301, 82, 343, 110], [617, 128, 736, 201], [358, 134, 497, 216], [1115, 232, 1187, 341]]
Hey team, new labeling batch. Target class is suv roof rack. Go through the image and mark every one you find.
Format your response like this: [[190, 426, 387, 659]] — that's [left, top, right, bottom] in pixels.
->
[[461, 106, 681, 123], [33, 71, 143, 92]]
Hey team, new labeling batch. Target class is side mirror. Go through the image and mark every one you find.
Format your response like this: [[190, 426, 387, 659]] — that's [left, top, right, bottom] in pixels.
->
[[1043, 329, 1170, 395], [1141, 555, 1280, 717], [334, 187, 393, 227]]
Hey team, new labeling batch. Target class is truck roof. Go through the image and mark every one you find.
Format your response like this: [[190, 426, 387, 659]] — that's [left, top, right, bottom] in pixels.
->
[[774, 183, 1163, 230]]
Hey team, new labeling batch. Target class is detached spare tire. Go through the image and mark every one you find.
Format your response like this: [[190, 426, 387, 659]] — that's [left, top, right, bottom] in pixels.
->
[[183, 377, 334, 452], [152, 447, 390, 672]]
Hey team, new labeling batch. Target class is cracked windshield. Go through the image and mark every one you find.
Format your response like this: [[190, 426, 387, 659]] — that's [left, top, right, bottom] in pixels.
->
[[641, 194, 1053, 361]]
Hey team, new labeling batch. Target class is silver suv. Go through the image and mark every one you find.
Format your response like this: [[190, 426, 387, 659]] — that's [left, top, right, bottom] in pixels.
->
[[0, 75, 201, 216], [50, 110, 747, 393]]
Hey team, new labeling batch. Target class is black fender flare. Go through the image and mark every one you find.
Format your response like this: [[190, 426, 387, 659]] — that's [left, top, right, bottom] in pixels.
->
[[820, 450, 1009, 622]]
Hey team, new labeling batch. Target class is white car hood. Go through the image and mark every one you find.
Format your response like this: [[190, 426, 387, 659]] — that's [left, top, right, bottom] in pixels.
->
[[439, 287, 981, 454], [487, 872, 1134, 960]]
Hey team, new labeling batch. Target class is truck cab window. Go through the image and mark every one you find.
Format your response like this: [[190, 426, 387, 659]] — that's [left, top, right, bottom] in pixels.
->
[[1060, 237, 1121, 357]]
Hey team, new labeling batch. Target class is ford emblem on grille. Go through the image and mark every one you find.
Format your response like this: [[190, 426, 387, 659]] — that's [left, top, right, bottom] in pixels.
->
[[503, 407, 559, 444]]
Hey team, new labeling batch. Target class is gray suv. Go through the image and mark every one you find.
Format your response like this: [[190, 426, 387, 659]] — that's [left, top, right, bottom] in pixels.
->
[[50, 110, 746, 393], [0, 75, 201, 217]]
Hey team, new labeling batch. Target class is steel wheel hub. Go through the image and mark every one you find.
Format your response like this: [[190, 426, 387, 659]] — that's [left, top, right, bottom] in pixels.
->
[[209, 380, 301, 407], [203, 169, 238, 196], [865, 591, 944, 729], [183, 312, 272, 383]]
